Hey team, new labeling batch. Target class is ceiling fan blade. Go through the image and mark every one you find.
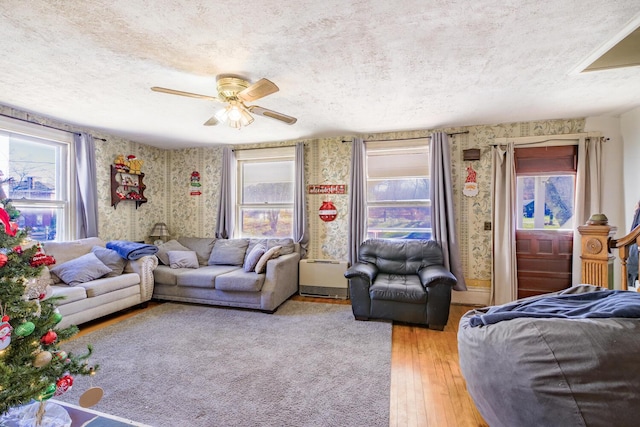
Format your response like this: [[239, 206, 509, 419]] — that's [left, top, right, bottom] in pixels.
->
[[237, 78, 279, 102], [151, 86, 221, 102], [248, 105, 297, 125], [203, 115, 219, 126]]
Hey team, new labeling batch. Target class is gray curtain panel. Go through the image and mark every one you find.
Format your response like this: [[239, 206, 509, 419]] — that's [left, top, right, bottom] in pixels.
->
[[430, 132, 467, 291], [74, 132, 98, 238], [294, 142, 309, 258], [348, 137, 366, 266], [491, 143, 518, 304], [215, 147, 235, 239]]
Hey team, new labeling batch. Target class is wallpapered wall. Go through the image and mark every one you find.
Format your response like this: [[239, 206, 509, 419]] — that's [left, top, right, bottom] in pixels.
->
[[0, 104, 584, 290]]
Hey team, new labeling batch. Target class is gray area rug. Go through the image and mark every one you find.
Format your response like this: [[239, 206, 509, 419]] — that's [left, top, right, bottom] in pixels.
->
[[56, 301, 392, 427]]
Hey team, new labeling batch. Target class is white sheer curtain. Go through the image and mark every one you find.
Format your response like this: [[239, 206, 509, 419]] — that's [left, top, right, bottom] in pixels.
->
[[348, 137, 366, 266], [430, 132, 467, 291], [491, 143, 518, 305], [74, 132, 98, 238], [215, 147, 235, 239], [293, 142, 309, 257], [572, 136, 604, 284]]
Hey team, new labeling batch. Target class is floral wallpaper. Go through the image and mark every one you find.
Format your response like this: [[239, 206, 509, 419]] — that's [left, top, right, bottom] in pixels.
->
[[0, 104, 585, 290], [166, 147, 222, 239]]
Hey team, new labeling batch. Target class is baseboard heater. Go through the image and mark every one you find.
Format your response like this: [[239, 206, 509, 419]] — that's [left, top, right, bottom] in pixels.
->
[[299, 259, 349, 299]]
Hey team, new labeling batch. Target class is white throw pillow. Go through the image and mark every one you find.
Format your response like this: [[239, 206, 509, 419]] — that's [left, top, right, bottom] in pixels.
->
[[254, 245, 282, 274], [167, 251, 199, 269]]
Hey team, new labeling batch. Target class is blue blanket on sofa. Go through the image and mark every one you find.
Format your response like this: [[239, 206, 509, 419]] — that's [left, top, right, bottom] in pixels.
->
[[106, 240, 158, 260], [469, 290, 640, 327]]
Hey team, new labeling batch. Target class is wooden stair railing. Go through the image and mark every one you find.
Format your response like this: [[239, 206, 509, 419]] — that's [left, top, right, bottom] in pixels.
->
[[609, 223, 640, 291], [578, 213, 640, 291]]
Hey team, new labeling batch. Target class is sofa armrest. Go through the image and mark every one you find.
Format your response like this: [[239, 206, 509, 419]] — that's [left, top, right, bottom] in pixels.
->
[[344, 262, 378, 283], [418, 264, 457, 288], [124, 255, 159, 301], [260, 252, 301, 311]]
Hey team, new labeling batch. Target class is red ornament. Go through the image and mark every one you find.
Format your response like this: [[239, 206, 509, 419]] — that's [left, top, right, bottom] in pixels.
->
[[12, 246, 22, 254], [30, 247, 56, 267], [0, 253, 7, 268], [41, 330, 58, 345], [319, 200, 338, 222], [54, 374, 74, 396]]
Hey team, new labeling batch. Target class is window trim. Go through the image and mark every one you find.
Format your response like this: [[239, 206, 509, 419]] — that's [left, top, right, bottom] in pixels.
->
[[364, 139, 431, 240], [0, 116, 75, 241], [235, 146, 295, 239]]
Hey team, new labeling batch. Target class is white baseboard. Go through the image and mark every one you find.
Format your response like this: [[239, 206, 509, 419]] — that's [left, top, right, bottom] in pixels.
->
[[452, 287, 490, 306]]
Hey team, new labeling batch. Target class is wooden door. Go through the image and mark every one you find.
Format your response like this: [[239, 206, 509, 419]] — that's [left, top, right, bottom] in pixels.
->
[[516, 230, 573, 298], [514, 145, 577, 299]]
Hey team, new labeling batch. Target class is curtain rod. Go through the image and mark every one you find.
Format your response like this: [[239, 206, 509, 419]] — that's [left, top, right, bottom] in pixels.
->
[[231, 143, 303, 152], [0, 112, 107, 142], [489, 133, 608, 147], [341, 131, 469, 143]]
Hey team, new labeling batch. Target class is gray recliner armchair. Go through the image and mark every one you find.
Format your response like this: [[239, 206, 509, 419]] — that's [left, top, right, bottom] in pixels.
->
[[344, 239, 457, 330]]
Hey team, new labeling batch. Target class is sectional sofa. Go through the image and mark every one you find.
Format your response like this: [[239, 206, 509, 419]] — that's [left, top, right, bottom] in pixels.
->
[[152, 237, 300, 312], [40, 237, 158, 328]]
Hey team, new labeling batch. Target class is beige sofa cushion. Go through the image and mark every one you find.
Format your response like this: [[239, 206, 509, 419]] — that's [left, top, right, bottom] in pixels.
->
[[77, 273, 140, 298], [51, 285, 87, 305]]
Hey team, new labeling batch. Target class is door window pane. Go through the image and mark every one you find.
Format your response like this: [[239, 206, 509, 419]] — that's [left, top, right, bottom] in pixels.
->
[[517, 175, 575, 230]]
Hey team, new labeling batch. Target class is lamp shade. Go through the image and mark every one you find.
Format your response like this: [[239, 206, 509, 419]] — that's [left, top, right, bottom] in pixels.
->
[[149, 222, 170, 238]]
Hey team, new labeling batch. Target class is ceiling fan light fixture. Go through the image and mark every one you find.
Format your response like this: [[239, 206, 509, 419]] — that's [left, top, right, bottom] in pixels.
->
[[228, 104, 243, 121]]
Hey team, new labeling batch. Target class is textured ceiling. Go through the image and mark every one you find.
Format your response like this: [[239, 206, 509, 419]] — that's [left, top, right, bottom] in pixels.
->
[[0, 1, 639, 149]]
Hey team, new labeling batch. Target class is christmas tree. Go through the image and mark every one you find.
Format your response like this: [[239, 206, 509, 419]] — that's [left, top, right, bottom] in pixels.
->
[[0, 199, 98, 416]]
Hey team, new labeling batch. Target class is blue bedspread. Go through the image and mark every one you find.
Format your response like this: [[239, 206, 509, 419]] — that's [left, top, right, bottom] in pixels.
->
[[469, 290, 640, 327], [106, 240, 158, 260]]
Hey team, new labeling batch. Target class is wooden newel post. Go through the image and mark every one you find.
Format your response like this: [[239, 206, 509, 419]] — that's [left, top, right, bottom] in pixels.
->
[[577, 214, 617, 288]]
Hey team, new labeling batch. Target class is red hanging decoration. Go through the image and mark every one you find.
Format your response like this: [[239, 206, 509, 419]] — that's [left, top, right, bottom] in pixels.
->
[[319, 200, 338, 222], [29, 245, 56, 267], [0, 253, 7, 268]]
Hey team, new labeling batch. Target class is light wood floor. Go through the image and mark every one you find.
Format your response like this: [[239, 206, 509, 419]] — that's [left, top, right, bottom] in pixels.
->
[[72, 297, 487, 427]]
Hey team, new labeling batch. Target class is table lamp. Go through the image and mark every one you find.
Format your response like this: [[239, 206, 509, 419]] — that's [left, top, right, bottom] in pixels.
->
[[149, 222, 170, 245]]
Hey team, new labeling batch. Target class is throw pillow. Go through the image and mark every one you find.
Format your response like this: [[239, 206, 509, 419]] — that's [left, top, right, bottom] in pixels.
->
[[243, 243, 266, 272], [177, 237, 216, 266], [91, 246, 127, 277], [267, 238, 295, 255], [50, 252, 112, 286], [254, 245, 282, 274], [167, 250, 199, 269], [156, 240, 191, 265], [208, 239, 249, 266]]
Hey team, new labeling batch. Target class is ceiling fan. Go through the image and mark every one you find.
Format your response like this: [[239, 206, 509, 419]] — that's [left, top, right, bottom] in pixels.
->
[[151, 74, 297, 129]]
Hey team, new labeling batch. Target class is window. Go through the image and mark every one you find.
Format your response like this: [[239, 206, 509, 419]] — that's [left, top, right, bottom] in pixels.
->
[[236, 147, 294, 238], [515, 146, 577, 230], [365, 140, 431, 239], [0, 117, 73, 241]]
